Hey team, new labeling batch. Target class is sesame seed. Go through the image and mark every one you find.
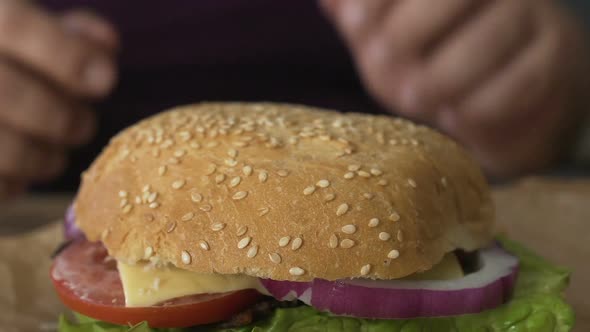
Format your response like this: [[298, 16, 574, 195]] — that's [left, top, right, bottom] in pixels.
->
[[142, 185, 151, 192], [118, 190, 128, 198], [278, 236, 291, 247], [199, 240, 210, 251], [243, 165, 253, 176], [142, 191, 150, 203], [232, 141, 248, 147], [225, 159, 238, 167], [348, 164, 361, 171], [228, 149, 238, 158], [215, 174, 226, 184], [389, 212, 401, 222], [230, 176, 241, 188], [119, 199, 128, 208], [206, 164, 217, 175], [370, 168, 383, 176], [344, 172, 355, 179], [190, 141, 201, 149], [341, 224, 357, 234], [144, 246, 153, 259], [168, 157, 180, 165], [291, 237, 303, 250], [378, 179, 389, 186], [389, 139, 398, 145], [237, 237, 252, 249], [122, 204, 133, 214], [181, 212, 195, 222], [362, 193, 374, 200], [329, 234, 339, 248], [269, 253, 282, 264], [441, 177, 448, 187], [158, 166, 167, 176], [191, 192, 203, 203], [277, 170, 289, 177], [236, 225, 248, 237], [316, 179, 330, 188], [408, 178, 417, 188], [397, 230, 404, 241], [258, 207, 270, 216], [174, 149, 186, 158], [147, 192, 157, 203], [258, 171, 268, 183], [289, 267, 305, 276], [379, 232, 391, 241], [340, 239, 355, 249], [206, 142, 219, 148], [360, 264, 372, 276], [368, 218, 380, 228], [181, 251, 191, 264], [211, 223, 226, 231], [165, 220, 176, 233], [303, 186, 316, 196], [247, 245, 259, 258], [232, 191, 248, 200], [200, 204, 212, 212], [324, 193, 336, 202], [336, 203, 349, 216], [172, 179, 186, 189], [387, 249, 400, 259], [178, 131, 192, 141], [358, 170, 371, 178], [149, 202, 160, 209]]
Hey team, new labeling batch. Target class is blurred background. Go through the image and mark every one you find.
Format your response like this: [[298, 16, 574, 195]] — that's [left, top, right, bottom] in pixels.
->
[[0, 0, 586, 200]]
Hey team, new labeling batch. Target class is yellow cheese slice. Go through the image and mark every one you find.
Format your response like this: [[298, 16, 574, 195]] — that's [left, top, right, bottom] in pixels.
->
[[118, 253, 463, 307], [117, 262, 264, 307]]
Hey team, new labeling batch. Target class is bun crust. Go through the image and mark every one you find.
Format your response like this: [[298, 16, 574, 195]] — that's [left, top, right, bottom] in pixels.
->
[[75, 103, 494, 281]]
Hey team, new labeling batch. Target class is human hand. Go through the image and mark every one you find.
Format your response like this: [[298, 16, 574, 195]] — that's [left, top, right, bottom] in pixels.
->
[[322, 0, 590, 178], [0, 1, 118, 199]]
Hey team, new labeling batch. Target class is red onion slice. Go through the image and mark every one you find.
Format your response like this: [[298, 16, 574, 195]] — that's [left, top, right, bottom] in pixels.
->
[[64, 203, 85, 240], [260, 246, 518, 319]]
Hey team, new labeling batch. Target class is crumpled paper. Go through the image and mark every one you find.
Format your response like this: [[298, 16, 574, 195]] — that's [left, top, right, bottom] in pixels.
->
[[0, 221, 65, 332]]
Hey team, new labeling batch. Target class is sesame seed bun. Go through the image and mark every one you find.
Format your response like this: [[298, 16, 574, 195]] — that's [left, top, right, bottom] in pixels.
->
[[74, 102, 494, 281]]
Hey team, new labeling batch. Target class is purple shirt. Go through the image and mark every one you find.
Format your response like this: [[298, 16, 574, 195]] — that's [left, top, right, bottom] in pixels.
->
[[39, 1, 384, 190]]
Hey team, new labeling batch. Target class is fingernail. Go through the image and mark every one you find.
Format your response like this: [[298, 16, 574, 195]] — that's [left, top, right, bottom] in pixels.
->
[[83, 57, 115, 94]]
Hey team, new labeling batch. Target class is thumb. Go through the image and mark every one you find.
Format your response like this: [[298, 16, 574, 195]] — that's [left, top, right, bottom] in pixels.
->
[[59, 9, 119, 51]]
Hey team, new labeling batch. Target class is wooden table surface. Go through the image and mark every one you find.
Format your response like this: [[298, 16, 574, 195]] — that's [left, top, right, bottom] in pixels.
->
[[0, 179, 588, 331]]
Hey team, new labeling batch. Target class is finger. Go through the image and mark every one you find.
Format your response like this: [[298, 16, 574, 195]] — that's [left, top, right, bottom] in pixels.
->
[[59, 9, 119, 50], [380, 0, 480, 58], [319, 0, 393, 50], [0, 60, 96, 145], [402, 1, 535, 113], [0, 128, 67, 181], [0, 1, 116, 96], [455, 23, 561, 126]]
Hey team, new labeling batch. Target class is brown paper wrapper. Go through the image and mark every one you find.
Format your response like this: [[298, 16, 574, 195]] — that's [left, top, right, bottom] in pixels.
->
[[0, 222, 65, 332]]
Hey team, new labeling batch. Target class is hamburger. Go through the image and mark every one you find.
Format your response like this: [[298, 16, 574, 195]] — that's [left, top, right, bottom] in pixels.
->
[[51, 103, 574, 331]]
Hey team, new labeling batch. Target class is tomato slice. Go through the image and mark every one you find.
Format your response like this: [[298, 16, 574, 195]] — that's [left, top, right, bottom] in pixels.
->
[[50, 240, 262, 328]]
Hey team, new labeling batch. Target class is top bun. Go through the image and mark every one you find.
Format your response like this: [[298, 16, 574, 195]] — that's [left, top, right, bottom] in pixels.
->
[[75, 102, 494, 281]]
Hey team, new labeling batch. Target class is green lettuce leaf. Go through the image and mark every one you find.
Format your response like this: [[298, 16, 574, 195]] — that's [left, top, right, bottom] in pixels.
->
[[59, 237, 574, 332]]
